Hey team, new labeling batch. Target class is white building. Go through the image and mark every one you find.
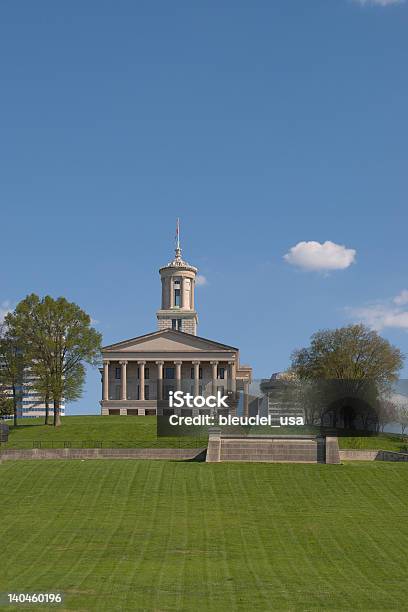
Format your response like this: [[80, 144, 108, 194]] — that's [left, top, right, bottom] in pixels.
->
[[0, 360, 65, 419]]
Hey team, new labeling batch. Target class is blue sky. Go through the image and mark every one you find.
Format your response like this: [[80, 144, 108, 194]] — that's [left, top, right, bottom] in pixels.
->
[[1, 0, 407, 414]]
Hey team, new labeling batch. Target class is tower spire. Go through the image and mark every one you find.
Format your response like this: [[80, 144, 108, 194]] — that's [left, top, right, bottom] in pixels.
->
[[175, 217, 181, 260], [158, 219, 198, 334]]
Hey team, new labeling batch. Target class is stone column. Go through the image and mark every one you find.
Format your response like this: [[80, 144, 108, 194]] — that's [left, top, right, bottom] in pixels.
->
[[193, 360, 200, 397], [170, 277, 174, 308], [175, 360, 182, 391], [243, 380, 249, 417], [161, 278, 165, 309], [211, 361, 218, 395], [120, 360, 127, 400], [180, 277, 184, 308], [156, 360, 164, 401], [138, 361, 146, 401], [228, 361, 236, 392], [103, 360, 110, 400]]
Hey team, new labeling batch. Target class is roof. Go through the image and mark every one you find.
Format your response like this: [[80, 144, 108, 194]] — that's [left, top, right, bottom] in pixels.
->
[[101, 328, 239, 352]]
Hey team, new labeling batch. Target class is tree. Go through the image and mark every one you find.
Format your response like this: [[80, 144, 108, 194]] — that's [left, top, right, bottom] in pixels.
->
[[291, 324, 403, 390], [6, 295, 102, 427], [377, 397, 398, 433], [290, 325, 404, 431], [30, 360, 53, 425], [394, 395, 408, 437], [0, 323, 26, 427], [0, 393, 13, 418]]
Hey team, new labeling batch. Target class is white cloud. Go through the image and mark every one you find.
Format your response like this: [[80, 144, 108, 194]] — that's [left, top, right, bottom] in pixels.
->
[[348, 290, 408, 331], [284, 241, 356, 272], [353, 0, 404, 6], [195, 275, 207, 286], [394, 290, 408, 306], [0, 301, 12, 324]]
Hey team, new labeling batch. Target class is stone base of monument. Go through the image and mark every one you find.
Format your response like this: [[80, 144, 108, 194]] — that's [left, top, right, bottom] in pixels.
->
[[206, 432, 340, 464]]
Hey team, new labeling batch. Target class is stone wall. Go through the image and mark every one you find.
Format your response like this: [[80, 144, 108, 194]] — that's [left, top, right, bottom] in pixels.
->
[[206, 434, 341, 464], [0, 448, 206, 462], [339, 450, 380, 461], [339, 449, 408, 461]]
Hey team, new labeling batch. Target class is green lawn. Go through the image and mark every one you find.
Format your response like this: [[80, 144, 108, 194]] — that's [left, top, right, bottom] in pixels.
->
[[0, 416, 207, 449], [1, 416, 406, 452], [0, 460, 407, 610]]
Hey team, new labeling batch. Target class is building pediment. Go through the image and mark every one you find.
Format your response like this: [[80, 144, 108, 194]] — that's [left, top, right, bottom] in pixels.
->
[[102, 329, 238, 355]]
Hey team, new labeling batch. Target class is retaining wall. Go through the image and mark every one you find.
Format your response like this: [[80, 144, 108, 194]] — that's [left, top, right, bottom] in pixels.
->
[[206, 435, 341, 464], [339, 449, 408, 461], [0, 448, 206, 462]]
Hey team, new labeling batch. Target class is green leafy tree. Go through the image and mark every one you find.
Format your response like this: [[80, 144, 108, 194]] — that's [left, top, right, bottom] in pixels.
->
[[290, 325, 404, 429], [30, 360, 53, 425], [6, 295, 102, 427], [0, 393, 13, 418], [291, 324, 404, 391], [0, 323, 26, 427]]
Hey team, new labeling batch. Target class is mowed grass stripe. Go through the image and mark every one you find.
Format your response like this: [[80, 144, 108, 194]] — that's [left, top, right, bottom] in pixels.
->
[[204, 467, 238, 610], [1, 461, 408, 611], [2, 461, 91, 587], [66, 461, 136, 605]]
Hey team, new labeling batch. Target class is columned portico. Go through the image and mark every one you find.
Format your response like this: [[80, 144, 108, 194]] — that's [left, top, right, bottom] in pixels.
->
[[100, 331, 250, 416]]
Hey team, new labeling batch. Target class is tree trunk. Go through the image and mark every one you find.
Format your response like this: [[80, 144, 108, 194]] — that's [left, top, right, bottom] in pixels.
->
[[53, 398, 62, 427], [12, 386, 18, 427], [45, 397, 51, 425]]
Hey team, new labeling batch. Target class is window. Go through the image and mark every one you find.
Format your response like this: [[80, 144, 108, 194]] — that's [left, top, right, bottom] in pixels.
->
[[217, 386, 225, 396], [145, 367, 150, 380], [190, 367, 203, 379], [218, 367, 225, 380], [145, 385, 149, 400], [174, 289, 181, 307], [164, 385, 174, 399], [165, 367, 175, 380], [115, 367, 121, 379], [172, 319, 182, 330]]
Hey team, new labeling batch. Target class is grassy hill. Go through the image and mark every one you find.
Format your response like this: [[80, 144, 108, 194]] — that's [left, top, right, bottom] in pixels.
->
[[0, 460, 407, 610], [0, 416, 206, 449], [1, 415, 406, 451]]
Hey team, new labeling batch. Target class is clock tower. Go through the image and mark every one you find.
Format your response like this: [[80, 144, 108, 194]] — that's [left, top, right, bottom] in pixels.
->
[[156, 221, 198, 335]]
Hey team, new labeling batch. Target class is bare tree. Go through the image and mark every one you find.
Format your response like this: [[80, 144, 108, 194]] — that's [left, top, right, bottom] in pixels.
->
[[395, 395, 408, 437], [377, 397, 398, 433]]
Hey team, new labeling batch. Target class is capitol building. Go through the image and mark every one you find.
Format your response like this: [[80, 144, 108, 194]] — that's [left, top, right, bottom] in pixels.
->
[[100, 229, 252, 416]]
